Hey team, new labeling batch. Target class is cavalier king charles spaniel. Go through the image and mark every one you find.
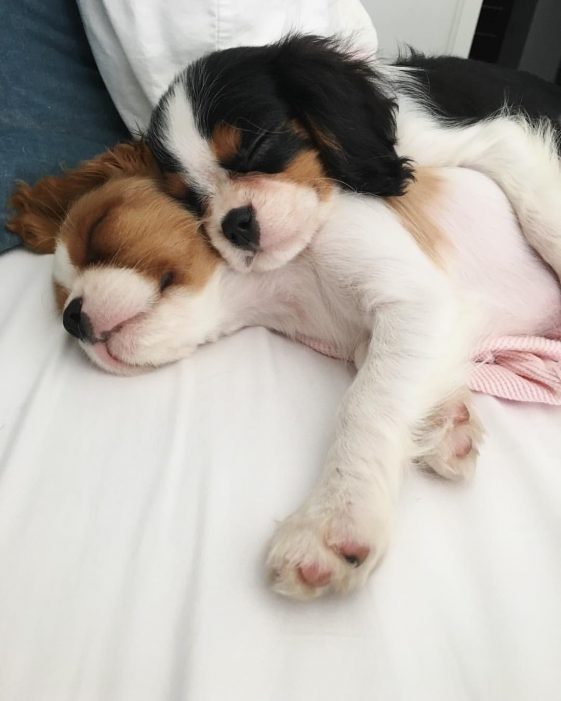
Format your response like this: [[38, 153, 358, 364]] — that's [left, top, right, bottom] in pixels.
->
[[145, 35, 561, 277], [7, 35, 561, 599]]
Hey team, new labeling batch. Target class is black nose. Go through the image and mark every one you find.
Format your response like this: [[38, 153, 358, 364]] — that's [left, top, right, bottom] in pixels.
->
[[221, 206, 260, 250], [63, 297, 93, 342]]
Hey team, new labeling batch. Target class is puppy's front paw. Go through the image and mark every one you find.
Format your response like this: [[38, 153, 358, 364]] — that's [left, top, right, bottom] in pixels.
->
[[266, 500, 391, 600]]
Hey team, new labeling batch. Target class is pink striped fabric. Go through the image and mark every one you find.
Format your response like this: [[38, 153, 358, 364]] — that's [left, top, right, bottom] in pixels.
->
[[470, 335, 561, 405], [295, 333, 561, 406]]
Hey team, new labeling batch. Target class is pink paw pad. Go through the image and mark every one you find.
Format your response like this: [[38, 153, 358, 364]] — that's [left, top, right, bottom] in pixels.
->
[[454, 434, 473, 459], [335, 543, 370, 567], [452, 403, 470, 425], [298, 563, 332, 587]]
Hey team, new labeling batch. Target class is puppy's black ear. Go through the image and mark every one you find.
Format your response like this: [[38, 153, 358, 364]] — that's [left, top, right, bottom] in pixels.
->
[[274, 35, 413, 196]]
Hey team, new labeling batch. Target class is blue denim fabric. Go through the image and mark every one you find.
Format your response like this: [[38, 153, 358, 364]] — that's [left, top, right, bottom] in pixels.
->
[[0, 0, 128, 253]]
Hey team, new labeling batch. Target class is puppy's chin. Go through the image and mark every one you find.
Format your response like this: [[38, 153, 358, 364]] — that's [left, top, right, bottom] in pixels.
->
[[80, 341, 149, 376], [207, 230, 315, 273], [207, 199, 333, 273], [205, 175, 333, 272]]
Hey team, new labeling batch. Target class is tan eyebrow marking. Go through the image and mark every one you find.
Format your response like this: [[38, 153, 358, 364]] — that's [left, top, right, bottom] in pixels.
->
[[53, 282, 69, 311], [294, 118, 340, 153], [281, 149, 333, 200], [211, 123, 242, 162]]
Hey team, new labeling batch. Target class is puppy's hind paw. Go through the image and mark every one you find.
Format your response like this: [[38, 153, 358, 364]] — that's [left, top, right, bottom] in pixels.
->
[[420, 398, 483, 481]]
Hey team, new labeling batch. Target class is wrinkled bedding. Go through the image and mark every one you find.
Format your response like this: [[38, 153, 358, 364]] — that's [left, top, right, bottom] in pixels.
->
[[1, 249, 561, 701]]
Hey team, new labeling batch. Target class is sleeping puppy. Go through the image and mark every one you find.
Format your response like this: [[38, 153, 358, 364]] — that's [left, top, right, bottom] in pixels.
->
[[145, 34, 561, 282], [8, 143, 561, 599]]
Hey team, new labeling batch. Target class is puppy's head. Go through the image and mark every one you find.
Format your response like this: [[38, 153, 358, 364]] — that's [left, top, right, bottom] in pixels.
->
[[147, 34, 413, 272], [8, 143, 222, 374]]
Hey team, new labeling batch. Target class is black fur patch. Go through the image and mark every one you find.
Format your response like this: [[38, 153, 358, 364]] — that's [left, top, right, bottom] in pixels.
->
[[148, 34, 413, 197], [270, 36, 413, 195], [147, 36, 561, 202], [396, 52, 561, 128], [181, 188, 206, 217]]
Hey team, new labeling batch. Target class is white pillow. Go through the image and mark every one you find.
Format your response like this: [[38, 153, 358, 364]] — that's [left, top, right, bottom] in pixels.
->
[[77, 0, 378, 133]]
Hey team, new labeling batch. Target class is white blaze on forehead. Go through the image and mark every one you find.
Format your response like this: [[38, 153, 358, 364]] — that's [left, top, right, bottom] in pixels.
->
[[163, 81, 222, 195], [53, 241, 78, 289]]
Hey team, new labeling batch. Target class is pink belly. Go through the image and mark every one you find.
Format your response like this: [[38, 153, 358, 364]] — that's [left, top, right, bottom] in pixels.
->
[[437, 167, 561, 339]]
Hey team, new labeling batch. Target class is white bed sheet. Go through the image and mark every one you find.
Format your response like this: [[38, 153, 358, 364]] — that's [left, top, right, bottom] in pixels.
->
[[1, 248, 561, 701]]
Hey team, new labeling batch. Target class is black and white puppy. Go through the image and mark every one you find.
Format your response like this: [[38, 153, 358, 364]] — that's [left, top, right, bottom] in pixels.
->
[[146, 34, 561, 277], [135, 35, 561, 598]]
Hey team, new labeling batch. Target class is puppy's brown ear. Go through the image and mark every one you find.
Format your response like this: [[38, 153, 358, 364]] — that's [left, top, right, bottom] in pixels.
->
[[6, 140, 158, 254]]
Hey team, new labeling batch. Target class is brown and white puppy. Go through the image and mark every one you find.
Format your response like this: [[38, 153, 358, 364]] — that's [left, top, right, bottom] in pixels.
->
[[9, 143, 224, 373], [8, 143, 561, 600]]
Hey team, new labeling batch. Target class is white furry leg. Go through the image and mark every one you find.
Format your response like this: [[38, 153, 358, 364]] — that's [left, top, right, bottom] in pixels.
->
[[266, 293, 464, 600], [266, 194, 472, 600], [267, 392, 481, 601]]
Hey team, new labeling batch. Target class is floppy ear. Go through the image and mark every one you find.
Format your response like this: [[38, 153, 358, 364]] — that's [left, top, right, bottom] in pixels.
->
[[274, 35, 413, 196], [6, 141, 158, 254]]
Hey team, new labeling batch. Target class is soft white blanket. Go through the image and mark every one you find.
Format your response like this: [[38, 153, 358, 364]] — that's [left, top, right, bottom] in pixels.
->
[[1, 249, 561, 701]]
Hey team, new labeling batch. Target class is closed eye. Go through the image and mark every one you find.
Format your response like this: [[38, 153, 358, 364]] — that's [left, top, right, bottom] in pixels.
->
[[86, 212, 108, 248], [244, 131, 271, 163], [84, 211, 110, 265], [222, 124, 303, 175], [159, 271, 175, 292]]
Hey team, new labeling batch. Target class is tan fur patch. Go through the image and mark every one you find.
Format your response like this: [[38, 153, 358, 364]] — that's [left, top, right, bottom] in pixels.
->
[[61, 178, 220, 291], [291, 118, 340, 154], [211, 123, 242, 162], [290, 120, 309, 140], [6, 141, 158, 255], [386, 168, 448, 264], [53, 283, 69, 311], [7, 141, 221, 312], [162, 172, 189, 199], [281, 150, 333, 200], [308, 120, 341, 153]]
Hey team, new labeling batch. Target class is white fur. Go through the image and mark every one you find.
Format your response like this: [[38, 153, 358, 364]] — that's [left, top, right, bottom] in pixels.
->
[[55, 97, 561, 600], [155, 74, 561, 598], [163, 82, 224, 195], [53, 241, 78, 289], [262, 169, 561, 599], [56, 246, 227, 374], [395, 97, 561, 281], [267, 194, 471, 598], [55, 161, 561, 599], [76, 267, 158, 335]]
